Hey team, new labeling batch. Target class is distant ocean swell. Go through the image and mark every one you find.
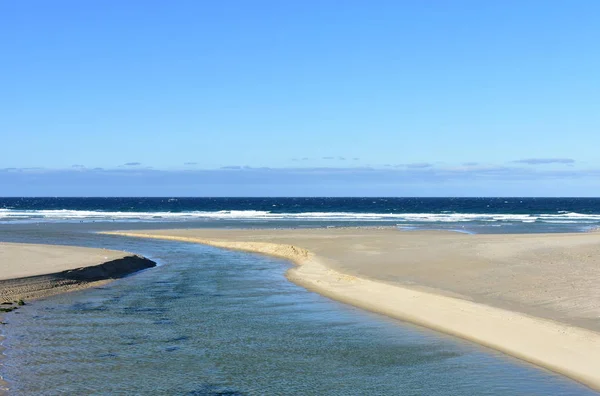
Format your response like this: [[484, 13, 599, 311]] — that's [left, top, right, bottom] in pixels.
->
[[2, 208, 600, 224]]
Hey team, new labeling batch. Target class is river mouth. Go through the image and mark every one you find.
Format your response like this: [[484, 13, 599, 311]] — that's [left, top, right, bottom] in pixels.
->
[[0, 229, 597, 395]]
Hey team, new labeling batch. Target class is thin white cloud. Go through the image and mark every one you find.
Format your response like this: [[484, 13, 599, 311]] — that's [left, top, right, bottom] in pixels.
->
[[513, 158, 575, 165], [405, 162, 433, 169]]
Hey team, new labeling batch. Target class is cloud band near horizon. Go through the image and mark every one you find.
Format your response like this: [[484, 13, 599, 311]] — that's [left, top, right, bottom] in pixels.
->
[[1, 164, 598, 197]]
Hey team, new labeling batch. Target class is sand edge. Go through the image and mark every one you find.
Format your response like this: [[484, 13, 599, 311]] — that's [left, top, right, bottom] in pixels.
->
[[0, 254, 157, 303], [0, 253, 156, 394], [103, 231, 600, 391]]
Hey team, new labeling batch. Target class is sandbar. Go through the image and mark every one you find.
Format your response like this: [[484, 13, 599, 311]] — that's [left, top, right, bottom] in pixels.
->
[[0, 241, 156, 393], [0, 242, 155, 302], [103, 228, 600, 390]]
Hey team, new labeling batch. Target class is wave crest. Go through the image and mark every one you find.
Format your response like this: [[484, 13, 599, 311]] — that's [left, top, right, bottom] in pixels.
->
[[2, 208, 600, 224]]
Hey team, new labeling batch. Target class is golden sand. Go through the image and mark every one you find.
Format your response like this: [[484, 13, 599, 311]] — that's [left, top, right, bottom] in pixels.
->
[[103, 228, 600, 390]]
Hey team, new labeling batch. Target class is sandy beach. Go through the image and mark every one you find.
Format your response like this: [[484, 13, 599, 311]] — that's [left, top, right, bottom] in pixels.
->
[[0, 242, 155, 393], [0, 242, 156, 303], [103, 228, 600, 390]]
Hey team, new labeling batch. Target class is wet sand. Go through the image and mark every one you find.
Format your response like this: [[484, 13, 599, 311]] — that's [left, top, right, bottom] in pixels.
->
[[0, 242, 156, 393], [103, 228, 600, 391], [0, 242, 155, 302]]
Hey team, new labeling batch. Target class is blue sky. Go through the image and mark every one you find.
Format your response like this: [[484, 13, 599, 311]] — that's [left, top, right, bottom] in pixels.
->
[[1, 1, 599, 196]]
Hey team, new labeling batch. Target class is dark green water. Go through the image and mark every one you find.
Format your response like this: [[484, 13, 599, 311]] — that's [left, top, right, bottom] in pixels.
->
[[0, 229, 597, 395]]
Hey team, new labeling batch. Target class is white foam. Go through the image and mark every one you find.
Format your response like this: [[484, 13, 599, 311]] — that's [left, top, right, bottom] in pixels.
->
[[1, 209, 600, 224]]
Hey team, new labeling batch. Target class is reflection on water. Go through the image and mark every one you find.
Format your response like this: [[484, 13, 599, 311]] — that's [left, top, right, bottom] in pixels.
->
[[0, 236, 597, 395]]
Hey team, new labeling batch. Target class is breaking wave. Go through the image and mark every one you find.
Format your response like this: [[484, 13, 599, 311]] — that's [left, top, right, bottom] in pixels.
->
[[2, 208, 600, 224]]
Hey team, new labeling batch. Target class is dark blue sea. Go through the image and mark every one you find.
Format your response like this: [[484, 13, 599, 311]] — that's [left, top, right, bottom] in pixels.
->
[[1, 197, 600, 233]]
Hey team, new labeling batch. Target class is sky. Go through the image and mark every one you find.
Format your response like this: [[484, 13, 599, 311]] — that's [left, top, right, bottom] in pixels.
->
[[1, 1, 599, 196]]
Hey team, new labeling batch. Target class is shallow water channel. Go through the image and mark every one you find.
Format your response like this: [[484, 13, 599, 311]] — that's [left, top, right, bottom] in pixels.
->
[[0, 231, 597, 395]]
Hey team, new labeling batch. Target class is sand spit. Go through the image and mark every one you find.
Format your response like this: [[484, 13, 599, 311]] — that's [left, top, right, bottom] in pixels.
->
[[0, 255, 155, 303], [0, 242, 156, 302], [0, 242, 156, 394], [103, 229, 600, 391]]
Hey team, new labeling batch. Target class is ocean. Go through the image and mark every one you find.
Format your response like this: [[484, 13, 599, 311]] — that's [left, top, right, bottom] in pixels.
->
[[1, 197, 599, 394], [2, 197, 600, 233]]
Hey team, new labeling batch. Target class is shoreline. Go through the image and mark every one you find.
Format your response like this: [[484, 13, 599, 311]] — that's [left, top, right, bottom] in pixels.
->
[[0, 243, 156, 394], [0, 242, 157, 303], [102, 229, 600, 391], [0, 254, 156, 303]]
